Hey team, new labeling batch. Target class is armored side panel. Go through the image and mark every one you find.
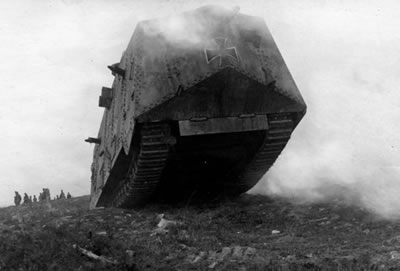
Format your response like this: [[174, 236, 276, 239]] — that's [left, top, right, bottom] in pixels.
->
[[89, 6, 306, 208]]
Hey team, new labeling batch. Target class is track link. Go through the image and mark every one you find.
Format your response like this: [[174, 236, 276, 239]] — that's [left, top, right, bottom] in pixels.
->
[[231, 113, 294, 193], [111, 123, 171, 207]]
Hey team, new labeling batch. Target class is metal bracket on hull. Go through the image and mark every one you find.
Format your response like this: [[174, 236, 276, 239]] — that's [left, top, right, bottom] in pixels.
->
[[108, 63, 126, 78], [178, 115, 268, 136], [98, 87, 113, 109], [85, 137, 101, 144]]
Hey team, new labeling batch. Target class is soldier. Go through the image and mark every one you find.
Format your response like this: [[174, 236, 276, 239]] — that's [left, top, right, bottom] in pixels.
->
[[42, 188, 50, 201], [33, 195, 37, 203], [60, 190, 66, 199], [67, 192, 72, 199], [14, 191, 22, 206], [29, 196, 33, 203], [23, 193, 29, 205]]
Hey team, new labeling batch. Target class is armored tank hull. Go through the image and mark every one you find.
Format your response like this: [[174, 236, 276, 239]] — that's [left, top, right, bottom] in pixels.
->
[[88, 6, 307, 208]]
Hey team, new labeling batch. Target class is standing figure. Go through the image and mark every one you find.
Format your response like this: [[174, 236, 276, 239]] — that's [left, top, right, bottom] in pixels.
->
[[59, 190, 66, 199], [33, 195, 37, 203], [14, 192, 22, 206], [67, 192, 72, 199], [42, 188, 50, 201], [23, 193, 29, 205]]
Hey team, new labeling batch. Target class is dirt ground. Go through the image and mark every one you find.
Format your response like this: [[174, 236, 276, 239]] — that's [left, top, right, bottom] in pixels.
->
[[0, 194, 400, 270]]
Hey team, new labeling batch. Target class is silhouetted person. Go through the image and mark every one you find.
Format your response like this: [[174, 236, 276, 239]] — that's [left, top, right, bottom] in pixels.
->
[[67, 192, 72, 199], [42, 188, 50, 201], [55, 195, 59, 200], [60, 190, 65, 199], [14, 192, 22, 206], [33, 195, 37, 203], [23, 193, 29, 205], [29, 196, 32, 203], [39, 188, 50, 202]]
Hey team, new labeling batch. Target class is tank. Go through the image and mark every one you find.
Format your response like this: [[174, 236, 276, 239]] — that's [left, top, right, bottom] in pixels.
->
[[88, 5, 307, 208]]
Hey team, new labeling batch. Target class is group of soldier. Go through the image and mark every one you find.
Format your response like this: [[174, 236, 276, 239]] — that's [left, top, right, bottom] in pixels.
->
[[14, 188, 72, 206]]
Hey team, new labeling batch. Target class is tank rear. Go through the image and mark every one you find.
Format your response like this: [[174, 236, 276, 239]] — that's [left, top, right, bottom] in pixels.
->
[[88, 6, 306, 208]]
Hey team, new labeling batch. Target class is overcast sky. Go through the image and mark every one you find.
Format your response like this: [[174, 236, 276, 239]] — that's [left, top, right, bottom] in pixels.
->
[[1, 0, 399, 216]]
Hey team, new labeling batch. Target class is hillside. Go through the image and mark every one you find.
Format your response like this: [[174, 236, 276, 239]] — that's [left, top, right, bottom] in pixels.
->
[[0, 194, 400, 270]]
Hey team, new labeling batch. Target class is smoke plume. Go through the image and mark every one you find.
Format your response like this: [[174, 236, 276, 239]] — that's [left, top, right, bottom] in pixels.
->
[[250, 1, 400, 219]]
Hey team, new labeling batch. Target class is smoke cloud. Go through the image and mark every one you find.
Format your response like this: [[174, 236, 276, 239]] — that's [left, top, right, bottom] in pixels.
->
[[250, 0, 400, 219], [141, 5, 241, 50]]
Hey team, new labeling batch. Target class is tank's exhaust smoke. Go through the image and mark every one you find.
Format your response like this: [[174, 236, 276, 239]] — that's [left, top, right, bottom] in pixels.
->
[[251, 67, 400, 219], [139, 5, 250, 49]]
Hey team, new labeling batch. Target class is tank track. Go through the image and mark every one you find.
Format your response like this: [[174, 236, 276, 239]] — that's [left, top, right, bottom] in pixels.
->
[[230, 113, 294, 194], [110, 123, 171, 207]]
